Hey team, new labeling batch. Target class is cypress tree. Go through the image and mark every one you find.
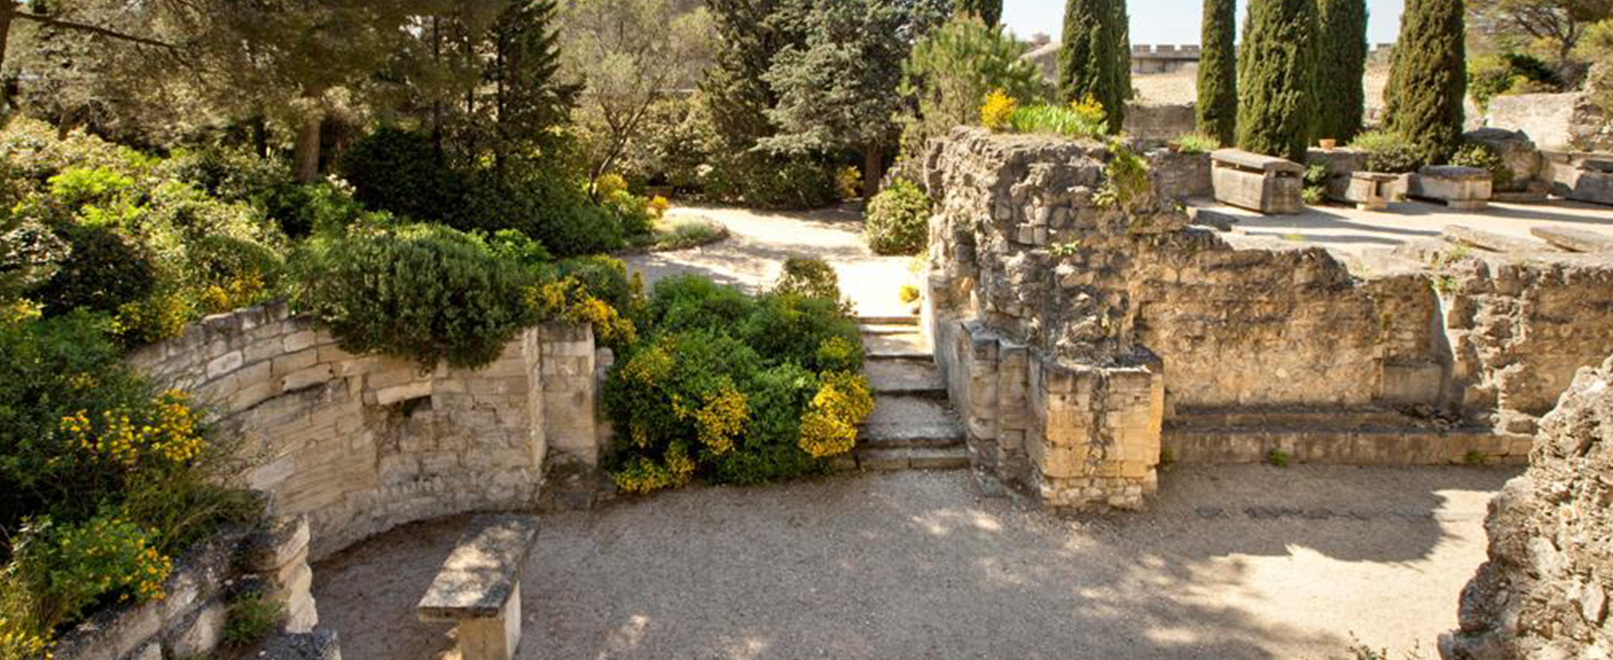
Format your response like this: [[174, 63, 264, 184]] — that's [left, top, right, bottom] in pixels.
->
[[1115, 0, 1132, 101], [1058, 0, 1125, 133], [1314, 0, 1368, 142], [1196, 0, 1236, 144], [1383, 0, 1466, 164], [1235, 0, 1320, 162], [956, 0, 1002, 26]]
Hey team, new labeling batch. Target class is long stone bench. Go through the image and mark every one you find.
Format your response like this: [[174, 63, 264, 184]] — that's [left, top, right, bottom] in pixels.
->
[[417, 515, 541, 660], [1211, 148, 1305, 214]]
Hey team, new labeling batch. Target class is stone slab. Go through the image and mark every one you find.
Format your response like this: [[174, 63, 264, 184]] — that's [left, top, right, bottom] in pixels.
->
[[1443, 225, 1553, 254], [1211, 149, 1305, 174], [1530, 226, 1613, 253], [417, 515, 540, 621]]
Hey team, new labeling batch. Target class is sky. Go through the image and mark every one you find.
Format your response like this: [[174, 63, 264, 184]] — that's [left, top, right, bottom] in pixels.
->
[[1004, 0, 1408, 46]]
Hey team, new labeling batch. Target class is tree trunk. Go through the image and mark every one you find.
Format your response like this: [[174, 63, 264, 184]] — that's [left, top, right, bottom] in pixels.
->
[[863, 142, 885, 199], [0, 2, 14, 107], [293, 103, 325, 184]]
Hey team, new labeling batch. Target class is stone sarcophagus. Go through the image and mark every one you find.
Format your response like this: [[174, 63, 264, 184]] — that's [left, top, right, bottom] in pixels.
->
[[1408, 165, 1492, 210], [1336, 171, 1401, 211], [1210, 149, 1305, 214]]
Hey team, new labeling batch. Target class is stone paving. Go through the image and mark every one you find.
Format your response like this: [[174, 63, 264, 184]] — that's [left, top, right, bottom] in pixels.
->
[[1193, 198, 1613, 259]]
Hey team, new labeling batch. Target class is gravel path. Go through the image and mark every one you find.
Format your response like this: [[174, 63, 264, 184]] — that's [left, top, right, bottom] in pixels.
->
[[314, 466, 1514, 660], [623, 204, 915, 318]]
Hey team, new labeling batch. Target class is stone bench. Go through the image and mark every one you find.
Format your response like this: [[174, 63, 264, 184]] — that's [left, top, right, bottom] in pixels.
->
[[417, 515, 541, 660], [1408, 165, 1492, 210], [1544, 153, 1613, 206], [1211, 149, 1304, 214], [1332, 171, 1401, 211]]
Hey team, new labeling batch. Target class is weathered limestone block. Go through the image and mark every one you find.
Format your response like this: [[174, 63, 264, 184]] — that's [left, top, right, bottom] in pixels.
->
[[1462, 128, 1543, 191], [1443, 225, 1553, 254], [1211, 149, 1305, 214], [1336, 171, 1400, 211], [1531, 226, 1613, 253], [1410, 166, 1493, 210], [1441, 355, 1613, 660], [418, 516, 541, 660]]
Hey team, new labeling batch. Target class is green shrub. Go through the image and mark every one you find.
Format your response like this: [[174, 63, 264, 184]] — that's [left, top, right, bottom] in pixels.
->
[[1450, 143, 1514, 188], [1171, 132, 1221, 154], [864, 180, 932, 256], [30, 221, 158, 317], [48, 167, 135, 208], [288, 224, 537, 370], [339, 127, 469, 225], [604, 274, 870, 494], [1304, 164, 1330, 206], [1350, 130, 1425, 174], [222, 589, 284, 648], [529, 203, 626, 258], [702, 154, 841, 210], [6, 513, 172, 633], [1007, 101, 1108, 138], [774, 257, 844, 302]]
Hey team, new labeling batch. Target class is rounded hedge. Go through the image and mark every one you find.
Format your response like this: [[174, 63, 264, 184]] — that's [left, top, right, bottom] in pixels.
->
[[288, 225, 536, 370], [864, 179, 932, 256]]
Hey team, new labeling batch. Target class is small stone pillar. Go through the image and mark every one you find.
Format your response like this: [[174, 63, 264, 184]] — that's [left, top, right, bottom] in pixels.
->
[[1211, 149, 1305, 214], [1029, 354, 1165, 513]]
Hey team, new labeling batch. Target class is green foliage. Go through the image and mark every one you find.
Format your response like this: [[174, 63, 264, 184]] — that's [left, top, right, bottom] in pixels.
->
[[701, 154, 843, 210], [1304, 164, 1330, 205], [864, 179, 933, 256], [1059, 0, 1127, 133], [6, 514, 172, 635], [1094, 142, 1154, 214], [899, 14, 1051, 159], [339, 128, 470, 226], [1172, 132, 1222, 154], [288, 225, 538, 370], [956, 0, 1003, 25], [28, 222, 158, 317], [774, 257, 845, 304], [1007, 100, 1110, 138], [605, 270, 868, 493], [1315, 0, 1370, 142], [1383, 0, 1467, 164], [1468, 53, 1567, 110], [1450, 143, 1516, 188], [48, 168, 136, 208], [1267, 448, 1293, 467], [1197, 0, 1238, 144], [1237, 0, 1321, 162], [223, 589, 284, 648], [1350, 129, 1425, 174]]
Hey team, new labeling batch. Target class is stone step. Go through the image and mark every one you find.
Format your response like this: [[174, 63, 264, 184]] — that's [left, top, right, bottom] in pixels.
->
[[857, 315, 919, 327], [1163, 427, 1532, 465], [859, 323, 921, 336], [864, 359, 945, 396], [1167, 406, 1437, 431], [866, 394, 953, 427], [860, 422, 965, 449], [862, 332, 930, 359], [854, 446, 971, 471]]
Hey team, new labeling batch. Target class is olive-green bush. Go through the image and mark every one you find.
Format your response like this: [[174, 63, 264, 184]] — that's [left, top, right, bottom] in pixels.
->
[[288, 225, 538, 370], [1350, 129, 1425, 174], [864, 179, 933, 256]]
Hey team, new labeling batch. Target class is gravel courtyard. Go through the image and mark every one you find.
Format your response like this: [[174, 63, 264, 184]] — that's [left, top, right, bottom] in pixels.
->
[[314, 466, 1514, 660]]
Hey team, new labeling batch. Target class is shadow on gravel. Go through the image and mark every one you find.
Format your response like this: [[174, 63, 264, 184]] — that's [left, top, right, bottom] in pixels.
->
[[314, 466, 1508, 660]]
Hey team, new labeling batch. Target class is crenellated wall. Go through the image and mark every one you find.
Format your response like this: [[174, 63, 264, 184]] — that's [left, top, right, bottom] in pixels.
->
[[127, 303, 602, 560]]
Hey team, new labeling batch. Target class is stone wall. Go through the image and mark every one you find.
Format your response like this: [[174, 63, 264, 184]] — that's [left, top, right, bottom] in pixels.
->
[[1486, 93, 1612, 151], [1124, 103, 1197, 143], [54, 516, 319, 660], [919, 128, 1613, 510], [127, 303, 600, 560], [1440, 355, 1613, 660]]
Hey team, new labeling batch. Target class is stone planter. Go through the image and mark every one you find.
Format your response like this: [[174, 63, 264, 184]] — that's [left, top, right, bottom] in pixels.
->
[[1210, 149, 1305, 214], [1408, 165, 1492, 210]]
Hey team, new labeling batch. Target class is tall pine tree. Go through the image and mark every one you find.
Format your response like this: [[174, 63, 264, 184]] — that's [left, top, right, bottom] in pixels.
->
[[1235, 0, 1319, 162], [956, 0, 1002, 26], [1058, 0, 1125, 133], [1196, 0, 1237, 144], [1383, 0, 1465, 164], [1314, 0, 1367, 142]]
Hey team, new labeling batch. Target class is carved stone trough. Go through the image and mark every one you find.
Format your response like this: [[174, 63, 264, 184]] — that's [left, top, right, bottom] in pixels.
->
[[1408, 165, 1492, 210], [1211, 148, 1305, 214]]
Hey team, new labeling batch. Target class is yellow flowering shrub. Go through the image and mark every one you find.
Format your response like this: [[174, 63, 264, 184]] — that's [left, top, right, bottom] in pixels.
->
[[1070, 94, 1107, 126], [0, 300, 42, 328], [981, 90, 1017, 131], [648, 196, 671, 219], [686, 388, 748, 455], [59, 391, 206, 470], [815, 336, 862, 373], [113, 290, 193, 345], [7, 514, 172, 646], [197, 273, 266, 315], [526, 275, 639, 351], [612, 442, 696, 495], [798, 372, 874, 458]]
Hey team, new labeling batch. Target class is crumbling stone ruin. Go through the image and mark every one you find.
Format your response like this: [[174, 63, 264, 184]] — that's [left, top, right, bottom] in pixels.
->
[[919, 128, 1613, 513], [1440, 355, 1613, 660]]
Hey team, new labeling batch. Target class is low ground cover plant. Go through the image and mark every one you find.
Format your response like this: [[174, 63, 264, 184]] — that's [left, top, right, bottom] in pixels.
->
[[604, 260, 872, 493]]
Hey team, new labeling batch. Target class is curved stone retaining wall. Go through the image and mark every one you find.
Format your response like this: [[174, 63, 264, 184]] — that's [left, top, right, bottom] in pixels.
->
[[128, 303, 600, 560]]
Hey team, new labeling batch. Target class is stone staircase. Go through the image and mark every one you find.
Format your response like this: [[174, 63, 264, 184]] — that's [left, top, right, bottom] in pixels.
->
[[853, 316, 970, 471]]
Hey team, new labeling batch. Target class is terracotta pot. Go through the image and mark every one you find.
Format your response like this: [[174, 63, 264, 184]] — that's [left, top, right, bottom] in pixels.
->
[[1318, 139, 1338, 150]]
